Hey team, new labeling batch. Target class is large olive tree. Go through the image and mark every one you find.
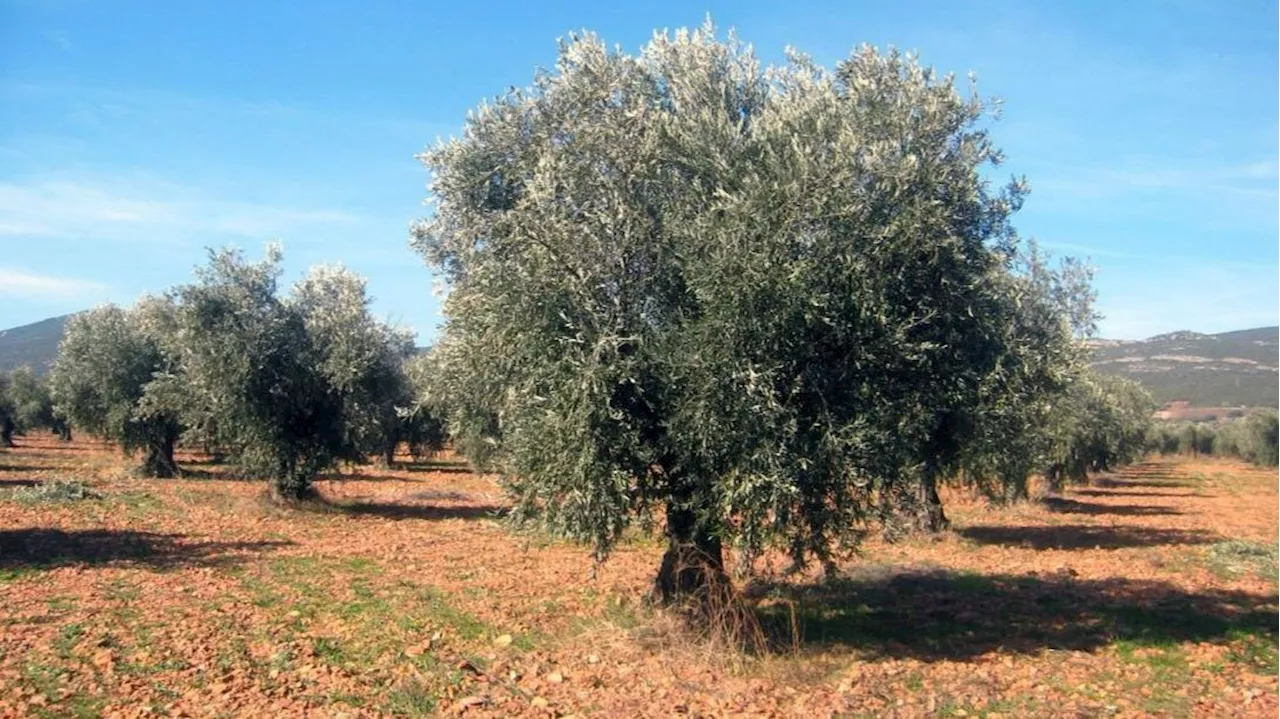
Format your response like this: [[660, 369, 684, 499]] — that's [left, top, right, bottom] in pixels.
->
[[48, 306, 183, 476], [414, 24, 1086, 601]]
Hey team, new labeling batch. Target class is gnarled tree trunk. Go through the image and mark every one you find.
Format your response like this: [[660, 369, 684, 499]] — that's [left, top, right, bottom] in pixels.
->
[[653, 498, 726, 606], [141, 434, 178, 478], [915, 464, 950, 533]]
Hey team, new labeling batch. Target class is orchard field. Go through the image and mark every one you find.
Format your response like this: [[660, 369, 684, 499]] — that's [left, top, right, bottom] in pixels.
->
[[0, 434, 1275, 718]]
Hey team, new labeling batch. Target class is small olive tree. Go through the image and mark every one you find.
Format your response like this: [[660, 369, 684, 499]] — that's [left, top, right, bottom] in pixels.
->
[[160, 246, 344, 500], [414, 24, 1088, 601], [48, 305, 183, 476]]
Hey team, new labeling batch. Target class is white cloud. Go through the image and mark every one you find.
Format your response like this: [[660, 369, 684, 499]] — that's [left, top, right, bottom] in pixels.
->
[[0, 267, 106, 299], [0, 174, 361, 243]]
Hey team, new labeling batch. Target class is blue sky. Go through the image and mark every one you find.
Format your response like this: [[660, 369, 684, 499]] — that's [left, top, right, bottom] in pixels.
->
[[1, 0, 1276, 340]]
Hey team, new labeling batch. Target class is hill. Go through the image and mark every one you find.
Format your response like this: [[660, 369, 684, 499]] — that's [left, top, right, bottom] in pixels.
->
[[1090, 326, 1278, 408], [0, 314, 72, 375], [2, 314, 1276, 407]]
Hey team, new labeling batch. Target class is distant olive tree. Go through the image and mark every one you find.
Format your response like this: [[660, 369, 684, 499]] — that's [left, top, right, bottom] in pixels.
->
[[291, 265, 435, 467], [6, 367, 70, 441], [413, 24, 1090, 602], [48, 305, 183, 476], [1043, 372, 1153, 490], [1216, 410, 1278, 467], [408, 338, 499, 471], [160, 246, 345, 500], [954, 245, 1098, 506]]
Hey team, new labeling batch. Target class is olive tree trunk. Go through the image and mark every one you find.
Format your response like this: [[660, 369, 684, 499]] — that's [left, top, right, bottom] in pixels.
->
[[140, 434, 178, 478], [915, 464, 950, 533], [653, 499, 726, 605]]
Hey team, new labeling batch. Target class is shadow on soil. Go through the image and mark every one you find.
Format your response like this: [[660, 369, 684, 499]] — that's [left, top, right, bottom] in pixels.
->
[[336, 501, 505, 521], [1071, 489, 1199, 499], [0, 464, 62, 473], [1040, 497, 1182, 517], [400, 460, 474, 475], [760, 568, 1277, 660], [0, 477, 42, 487], [0, 529, 292, 570], [957, 524, 1218, 550]]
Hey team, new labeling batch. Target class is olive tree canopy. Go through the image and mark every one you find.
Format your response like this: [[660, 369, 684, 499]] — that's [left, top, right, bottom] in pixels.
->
[[160, 246, 345, 499], [414, 24, 1089, 600], [49, 305, 182, 476]]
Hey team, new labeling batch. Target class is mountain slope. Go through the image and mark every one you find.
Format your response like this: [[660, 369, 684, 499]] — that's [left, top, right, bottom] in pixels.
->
[[0, 315, 72, 374], [1090, 326, 1278, 407]]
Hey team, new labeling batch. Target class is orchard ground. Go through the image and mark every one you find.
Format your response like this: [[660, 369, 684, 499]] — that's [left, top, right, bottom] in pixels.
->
[[1, 435, 1275, 718]]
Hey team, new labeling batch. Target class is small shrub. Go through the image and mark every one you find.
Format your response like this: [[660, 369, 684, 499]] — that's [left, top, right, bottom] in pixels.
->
[[11, 479, 101, 503]]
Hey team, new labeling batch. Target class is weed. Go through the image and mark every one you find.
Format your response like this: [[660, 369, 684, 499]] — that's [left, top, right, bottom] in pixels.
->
[[313, 636, 347, 665], [1205, 540, 1278, 582], [1225, 629, 1279, 674], [53, 623, 85, 658], [383, 677, 439, 716], [10, 479, 100, 503]]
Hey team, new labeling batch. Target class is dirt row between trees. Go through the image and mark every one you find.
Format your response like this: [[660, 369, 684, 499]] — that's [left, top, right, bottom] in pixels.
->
[[1, 434, 1276, 718]]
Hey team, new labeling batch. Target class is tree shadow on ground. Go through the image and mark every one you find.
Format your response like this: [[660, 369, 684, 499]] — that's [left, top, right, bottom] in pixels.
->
[[400, 461, 474, 475], [334, 500, 506, 522], [0, 464, 60, 473], [0, 529, 292, 570], [957, 524, 1218, 550], [758, 568, 1276, 660], [1041, 497, 1182, 517], [1093, 477, 1194, 489], [0, 477, 40, 488], [177, 466, 255, 482], [1071, 490, 1201, 499]]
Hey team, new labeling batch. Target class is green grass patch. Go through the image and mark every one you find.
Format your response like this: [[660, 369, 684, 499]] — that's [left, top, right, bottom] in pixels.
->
[[1204, 540, 1278, 582], [383, 677, 440, 716], [7, 479, 100, 503], [1225, 628, 1279, 675]]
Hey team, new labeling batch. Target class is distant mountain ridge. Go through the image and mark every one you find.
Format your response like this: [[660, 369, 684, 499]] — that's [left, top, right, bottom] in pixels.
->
[[0, 314, 73, 375], [0, 314, 1275, 407], [1089, 326, 1278, 408]]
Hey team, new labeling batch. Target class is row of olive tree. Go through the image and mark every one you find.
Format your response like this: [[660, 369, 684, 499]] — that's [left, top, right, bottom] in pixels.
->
[[1148, 411, 1279, 467], [407, 24, 1144, 603], [47, 246, 441, 497]]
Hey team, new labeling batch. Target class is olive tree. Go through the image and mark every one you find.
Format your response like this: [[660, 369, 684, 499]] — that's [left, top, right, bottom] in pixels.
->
[[953, 246, 1098, 505], [414, 24, 1086, 601], [6, 367, 70, 441], [291, 265, 433, 467], [160, 246, 344, 500], [1043, 372, 1153, 490], [48, 305, 183, 476]]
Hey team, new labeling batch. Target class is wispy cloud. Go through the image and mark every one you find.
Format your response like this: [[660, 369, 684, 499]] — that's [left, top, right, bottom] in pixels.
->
[[0, 267, 106, 299], [0, 174, 361, 243], [1034, 159, 1279, 202]]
